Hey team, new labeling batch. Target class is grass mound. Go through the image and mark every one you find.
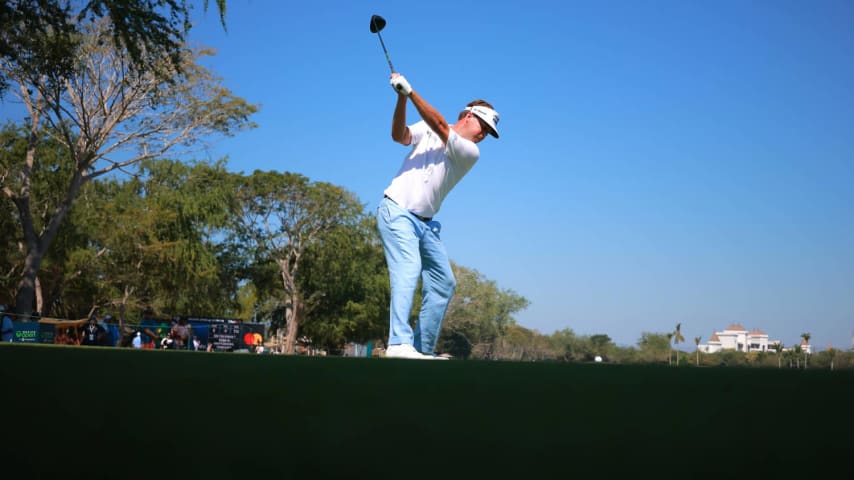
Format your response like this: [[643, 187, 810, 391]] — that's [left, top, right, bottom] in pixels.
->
[[3, 343, 851, 477]]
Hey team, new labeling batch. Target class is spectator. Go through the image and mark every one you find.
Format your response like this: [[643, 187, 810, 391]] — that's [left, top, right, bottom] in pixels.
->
[[139, 309, 156, 348], [139, 309, 169, 349], [70, 328, 80, 345], [115, 315, 136, 347], [192, 336, 201, 351], [160, 330, 175, 349], [55, 328, 75, 345], [170, 317, 190, 349], [131, 331, 142, 349], [1, 305, 14, 342], [100, 314, 120, 347], [52, 328, 64, 345], [80, 315, 106, 346]]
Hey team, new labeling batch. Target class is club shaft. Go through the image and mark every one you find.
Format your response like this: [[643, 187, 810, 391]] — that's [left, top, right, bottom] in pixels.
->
[[376, 32, 395, 73]]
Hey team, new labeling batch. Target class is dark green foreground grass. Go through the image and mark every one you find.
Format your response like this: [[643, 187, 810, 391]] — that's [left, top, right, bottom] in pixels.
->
[[3, 343, 852, 478]]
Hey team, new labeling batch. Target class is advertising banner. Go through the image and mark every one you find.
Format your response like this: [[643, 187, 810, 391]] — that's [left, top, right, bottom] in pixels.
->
[[13, 321, 40, 343], [179, 316, 266, 352]]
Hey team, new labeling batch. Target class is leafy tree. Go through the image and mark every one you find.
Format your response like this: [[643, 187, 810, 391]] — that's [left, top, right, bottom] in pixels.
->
[[750, 350, 767, 366], [549, 328, 577, 362], [0, 18, 256, 317], [606, 345, 640, 364], [714, 350, 748, 367], [68, 159, 238, 321], [815, 346, 849, 370], [0, 123, 85, 316], [438, 264, 529, 359], [492, 324, 556, 361], [549, 333, 618, 363], [295, 215, 389, 350], [229, 170, 363, 354], [638, 332, 671, 365], [0, 0, 77, 95], [673, 323, 685, 366], [589, 334, 614, 360]]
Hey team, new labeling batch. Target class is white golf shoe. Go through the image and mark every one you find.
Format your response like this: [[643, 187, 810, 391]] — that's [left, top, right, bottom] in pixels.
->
[[385, 344, 442, 360]]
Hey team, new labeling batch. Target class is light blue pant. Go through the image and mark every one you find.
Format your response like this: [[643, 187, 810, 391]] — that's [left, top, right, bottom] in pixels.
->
[[377, 197, 456, 354]]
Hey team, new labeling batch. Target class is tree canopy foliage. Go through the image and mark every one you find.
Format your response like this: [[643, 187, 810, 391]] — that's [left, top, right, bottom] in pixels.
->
[[0, 0, 228, 93], [1, 15, 256, 316], [228, 170, 366, 354]]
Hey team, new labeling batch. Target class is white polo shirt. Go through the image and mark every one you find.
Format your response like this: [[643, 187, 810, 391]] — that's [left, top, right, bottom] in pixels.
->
[[383, 121, 479, 218]]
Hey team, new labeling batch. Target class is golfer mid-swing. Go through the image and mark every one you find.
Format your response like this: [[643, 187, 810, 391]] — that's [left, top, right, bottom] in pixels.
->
[[378, 73, 500, 360]]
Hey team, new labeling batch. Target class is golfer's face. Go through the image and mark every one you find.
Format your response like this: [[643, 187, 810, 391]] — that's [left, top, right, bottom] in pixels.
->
[[467, 113, 490, 143]]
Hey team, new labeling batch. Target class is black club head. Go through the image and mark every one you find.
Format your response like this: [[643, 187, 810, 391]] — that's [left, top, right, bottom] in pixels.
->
[[370, 15, 386, 33]]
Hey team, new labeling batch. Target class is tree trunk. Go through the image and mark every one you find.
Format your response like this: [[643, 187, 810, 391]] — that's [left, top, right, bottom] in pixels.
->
[[14, 169, 87, 318], [283, 305, 296, 354], [35, 275, 43, 314], [283, 297, 303, 355], [10, 84, 43, 318], [119, 284, 134, 327], [15, 247, 43, 318]]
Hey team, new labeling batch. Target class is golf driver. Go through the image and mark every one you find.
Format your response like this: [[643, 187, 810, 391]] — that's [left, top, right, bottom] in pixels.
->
[[370, 14, 395, 73]]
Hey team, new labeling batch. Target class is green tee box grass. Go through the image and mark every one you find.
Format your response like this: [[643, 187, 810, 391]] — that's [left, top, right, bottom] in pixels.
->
[[3, 343, 852, 477]]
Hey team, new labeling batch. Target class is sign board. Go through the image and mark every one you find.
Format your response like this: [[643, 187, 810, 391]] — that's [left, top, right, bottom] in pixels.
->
[[13, 321, 40, 343], [38, 322, 56, 344], [183, 316, 243, 352]]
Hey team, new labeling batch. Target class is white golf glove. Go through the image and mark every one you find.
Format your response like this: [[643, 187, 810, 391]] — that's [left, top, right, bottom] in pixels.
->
[[390, 75, 412, 96]]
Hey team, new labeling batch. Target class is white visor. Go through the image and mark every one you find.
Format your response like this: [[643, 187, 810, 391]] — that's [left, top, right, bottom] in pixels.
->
[[465, 106, 500, 138]]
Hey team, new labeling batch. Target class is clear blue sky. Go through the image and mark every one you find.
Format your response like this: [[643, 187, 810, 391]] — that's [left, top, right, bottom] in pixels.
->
[[6, 1, 854, 351]]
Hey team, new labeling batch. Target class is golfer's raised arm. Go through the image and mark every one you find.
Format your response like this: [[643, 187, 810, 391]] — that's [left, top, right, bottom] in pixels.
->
[[389, 73, 449, 144], [408, 90, 450, 144], [391, 91, 410, 145]]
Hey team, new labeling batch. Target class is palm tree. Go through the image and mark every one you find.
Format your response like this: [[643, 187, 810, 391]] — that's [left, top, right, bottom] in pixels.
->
[[801, 332, 811, 368], [793, 345, 802, 368], [666, 333, 674, 366], [773, 342, 784, 368], [673, 323, 685, 367], [694, 336, 701, 366]]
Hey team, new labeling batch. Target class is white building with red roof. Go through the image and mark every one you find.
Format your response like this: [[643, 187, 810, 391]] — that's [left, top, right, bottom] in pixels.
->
[[697, 324, 799, 353]]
